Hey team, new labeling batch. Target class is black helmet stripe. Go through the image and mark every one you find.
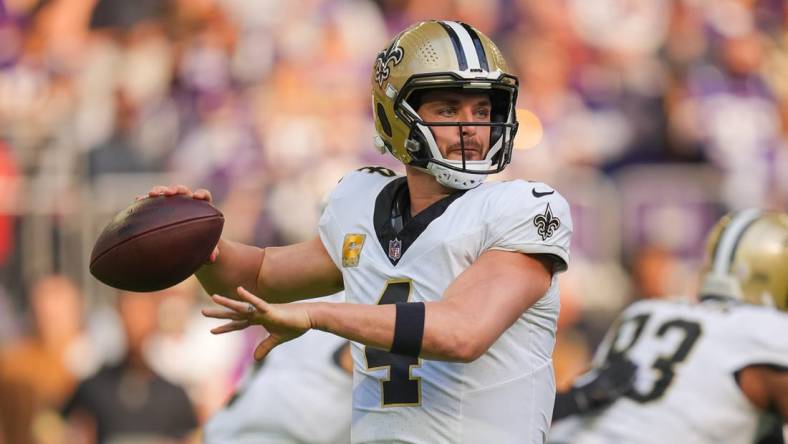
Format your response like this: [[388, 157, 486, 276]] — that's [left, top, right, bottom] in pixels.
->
[[438, 21, 468, 71], [712, 209, 762, 275], [441, 21, 481, 69], [460, 22, 489, 71], [440, 21, 482, 70]]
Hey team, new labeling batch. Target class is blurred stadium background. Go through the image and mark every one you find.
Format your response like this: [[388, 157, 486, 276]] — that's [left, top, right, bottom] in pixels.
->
[[0, 0, 786, 442]]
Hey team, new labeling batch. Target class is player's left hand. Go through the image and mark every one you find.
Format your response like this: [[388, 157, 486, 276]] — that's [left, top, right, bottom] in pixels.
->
[[202, 286, 313, 360]]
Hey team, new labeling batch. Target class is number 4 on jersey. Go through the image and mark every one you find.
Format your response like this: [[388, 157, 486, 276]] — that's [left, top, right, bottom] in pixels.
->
[[364, 280, 422, 406]]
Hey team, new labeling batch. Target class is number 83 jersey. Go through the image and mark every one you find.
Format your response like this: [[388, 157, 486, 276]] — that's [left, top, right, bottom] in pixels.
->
[[549, 298, 788, 444], [318, 168, 572, 444]]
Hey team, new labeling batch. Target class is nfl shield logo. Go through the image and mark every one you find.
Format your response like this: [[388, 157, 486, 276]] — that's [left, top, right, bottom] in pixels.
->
[[388, 238, 402, 261]]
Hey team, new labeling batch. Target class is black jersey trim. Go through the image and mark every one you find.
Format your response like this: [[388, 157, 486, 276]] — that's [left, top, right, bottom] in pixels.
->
[[373, 177, 466, 266]]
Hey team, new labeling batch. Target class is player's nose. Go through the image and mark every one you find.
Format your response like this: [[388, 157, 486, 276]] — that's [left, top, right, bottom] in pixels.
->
[[459, 106, 480, 136], [460, 123, 478, 138]]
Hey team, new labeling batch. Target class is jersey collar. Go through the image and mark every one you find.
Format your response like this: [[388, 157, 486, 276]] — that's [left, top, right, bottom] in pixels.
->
[[373, 177, 467, 266]]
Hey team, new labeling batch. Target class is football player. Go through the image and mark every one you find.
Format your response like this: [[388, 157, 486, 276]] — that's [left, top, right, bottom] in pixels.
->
[[202, 294, 353, 444], [549, 209, 788, 444], [203, 339, 352, 444], [152, 20, 572, 443]]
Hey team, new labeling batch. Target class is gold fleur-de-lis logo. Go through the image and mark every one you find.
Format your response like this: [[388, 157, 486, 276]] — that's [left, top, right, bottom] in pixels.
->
[[533, 204, 561, 241], [375, 45, 404, 87]]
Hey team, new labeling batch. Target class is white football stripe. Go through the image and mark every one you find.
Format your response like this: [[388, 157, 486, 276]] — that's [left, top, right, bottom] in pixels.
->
[[712, 208, 761, 275], [442, 21, 481, 70]]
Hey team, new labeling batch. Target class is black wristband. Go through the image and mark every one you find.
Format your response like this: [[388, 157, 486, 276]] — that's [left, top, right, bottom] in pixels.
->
[[390, 302, 425, 357]]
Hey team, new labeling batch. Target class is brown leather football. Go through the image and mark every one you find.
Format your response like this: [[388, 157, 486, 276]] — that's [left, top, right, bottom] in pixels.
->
[[90, 195, 224, 292]]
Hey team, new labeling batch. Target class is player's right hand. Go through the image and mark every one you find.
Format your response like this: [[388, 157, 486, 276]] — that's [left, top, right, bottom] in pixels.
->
[[137, 184, 219, 263]]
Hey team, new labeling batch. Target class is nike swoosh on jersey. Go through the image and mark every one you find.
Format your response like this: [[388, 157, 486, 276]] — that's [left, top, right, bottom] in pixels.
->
[[532, 189, 555, 198]]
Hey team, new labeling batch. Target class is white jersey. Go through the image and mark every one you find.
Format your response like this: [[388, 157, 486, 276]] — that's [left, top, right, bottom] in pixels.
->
[[318, 168, 572, 444], [204, 294, 352, 444], [549, 298, 788, 444]]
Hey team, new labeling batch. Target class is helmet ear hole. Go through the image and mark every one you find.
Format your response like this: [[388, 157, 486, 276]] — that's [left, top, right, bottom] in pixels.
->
[[406, 126, 432, 160], [406, 90, 426, 112], [376, 103, 393, 137]]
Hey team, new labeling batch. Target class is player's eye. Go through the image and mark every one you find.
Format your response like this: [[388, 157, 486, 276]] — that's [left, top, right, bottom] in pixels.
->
[[474, 107, 491, 120], [437, 106, 457, 118]]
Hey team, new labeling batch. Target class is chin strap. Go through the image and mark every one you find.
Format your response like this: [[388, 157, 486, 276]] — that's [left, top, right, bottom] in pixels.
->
[[427, 163, 487, 190]]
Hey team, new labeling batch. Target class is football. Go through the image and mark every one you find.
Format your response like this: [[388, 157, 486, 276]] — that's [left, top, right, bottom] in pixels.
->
[[90, 195, 224, 292]]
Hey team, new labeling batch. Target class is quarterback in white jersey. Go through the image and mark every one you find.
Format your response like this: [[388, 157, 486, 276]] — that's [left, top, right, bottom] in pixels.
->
[[147, 20, 572, 444], [318, 168, 570, 442], [550, 210, 788, 444]]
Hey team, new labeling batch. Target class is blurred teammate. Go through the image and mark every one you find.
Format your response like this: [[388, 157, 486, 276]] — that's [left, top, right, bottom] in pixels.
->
[[149, 20, 572, 443], [202, 294, 352, 444], [549, 209, 788, 444], [203, 324, 633, 444]]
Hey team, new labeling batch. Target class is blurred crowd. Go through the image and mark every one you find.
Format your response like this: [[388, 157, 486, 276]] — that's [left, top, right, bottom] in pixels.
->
[[0, 0, 787, 442]]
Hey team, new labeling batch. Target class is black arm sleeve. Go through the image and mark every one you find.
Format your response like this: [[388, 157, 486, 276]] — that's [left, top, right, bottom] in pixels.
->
[[553, 391, 583, 421], [552, 358, 638, 422]]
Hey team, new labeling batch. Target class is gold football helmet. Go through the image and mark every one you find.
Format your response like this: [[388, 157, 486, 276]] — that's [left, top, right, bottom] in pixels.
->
[[371, 20, 518, 190], [700, 209, 788, 311]]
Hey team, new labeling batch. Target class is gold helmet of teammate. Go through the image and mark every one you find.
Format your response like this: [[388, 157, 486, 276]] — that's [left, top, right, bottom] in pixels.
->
[[700, 209, 788, 311], [371, 20, 518, 190]]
